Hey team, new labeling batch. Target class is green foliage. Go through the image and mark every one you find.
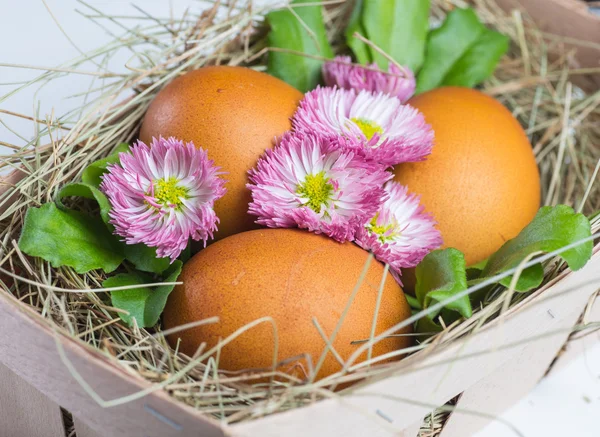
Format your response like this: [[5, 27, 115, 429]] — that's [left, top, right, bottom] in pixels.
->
[[441, 28, 510, 89], [414, 206, 593, 332], [105, 261, 183, 328], [267, 2, 506, 93], [78, 144, 171, 273], [266, 0, 333, 92], [81, 143, 130, 188], [416, 248, 472, 321], [344, 0, 371, 65], [416, 8, 509, 93], [123, 244, 171, 275], [18, 203, 124, 273], [405, 293, 421, 310], [360, 0, 430, 71], [480, 205, 593, 292], [344, 4, 508, 92], [56, 183, 112, 224]]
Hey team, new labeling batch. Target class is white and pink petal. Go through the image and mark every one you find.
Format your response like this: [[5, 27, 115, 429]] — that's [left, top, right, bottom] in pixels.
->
[[100, 136, 226, 262]]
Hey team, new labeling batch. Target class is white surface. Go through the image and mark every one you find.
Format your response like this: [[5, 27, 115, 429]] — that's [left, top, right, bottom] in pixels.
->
[[1, 2, 600, 436], [473, 343, 600, 437]]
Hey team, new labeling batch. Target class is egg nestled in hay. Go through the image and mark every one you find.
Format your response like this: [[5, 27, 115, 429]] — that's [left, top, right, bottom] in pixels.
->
[[140, 66, 303, 242], [163, 229, 413, 381], [395, 87, 541, 267]]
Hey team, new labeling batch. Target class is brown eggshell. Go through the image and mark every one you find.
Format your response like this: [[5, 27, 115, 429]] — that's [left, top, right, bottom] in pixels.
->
[[394, 87, 541, 266], [163, 229, 412, 381], [139, 66, 303, 241]]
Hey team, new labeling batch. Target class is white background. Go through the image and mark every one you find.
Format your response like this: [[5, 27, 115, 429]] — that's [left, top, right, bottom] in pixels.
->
[[1, 1, 599, 436]]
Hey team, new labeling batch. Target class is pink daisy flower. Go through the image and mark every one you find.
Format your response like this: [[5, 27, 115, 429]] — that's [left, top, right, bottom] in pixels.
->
[[100, 137, 226, 262], [355, 182, 442, 278], [292, 87, 433, 167], [322, 56, 416, 102], [247, 132, 391, 242]]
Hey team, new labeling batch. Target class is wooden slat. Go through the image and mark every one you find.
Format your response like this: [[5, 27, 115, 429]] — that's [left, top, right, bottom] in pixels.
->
[[401, 421, 422, 437], [439, 307, 579, 437], [0, 168, 26, 216], [547, 294, 600, 375], [0, 363, 65, 437], [494, 0, 600, 92], [74, 417, 103, 437], [232, 251, 600, 437], [0, 292, 226, 437]]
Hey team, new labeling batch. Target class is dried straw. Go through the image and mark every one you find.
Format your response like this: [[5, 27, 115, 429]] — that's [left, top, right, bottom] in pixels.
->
[[0, 0, 598, 434]]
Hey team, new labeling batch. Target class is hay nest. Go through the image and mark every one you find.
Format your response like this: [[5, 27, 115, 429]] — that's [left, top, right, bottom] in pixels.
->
[[0, 0, 599, 433]]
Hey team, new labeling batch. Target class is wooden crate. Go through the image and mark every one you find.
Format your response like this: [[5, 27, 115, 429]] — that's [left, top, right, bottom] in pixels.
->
[[0, 244, 598, 437], [495, 0, 600, 92], [0, 1, 599, 436]]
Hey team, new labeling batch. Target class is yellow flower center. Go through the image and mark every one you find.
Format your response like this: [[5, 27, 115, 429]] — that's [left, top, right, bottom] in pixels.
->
[[367, 214, 398, 243], [154, 177, 188, 207], [351, 118, 384, 140], [297, 171, 334, 212]]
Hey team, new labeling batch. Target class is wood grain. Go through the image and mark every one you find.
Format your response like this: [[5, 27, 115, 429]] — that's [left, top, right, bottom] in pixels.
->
[[400, 421, 421, 437], [0, 167, 26, 216], [548, 294, 600, 375], [0, 363, 65, 437], [495, 0, 600, 92], [0, 292, 227, 437], [74, 417, 103, 437], [439, 306, 582, 437]]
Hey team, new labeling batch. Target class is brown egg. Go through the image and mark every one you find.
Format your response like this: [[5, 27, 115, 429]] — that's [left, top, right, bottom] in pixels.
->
[[139, 66, 303, 241], [163, 229, 412, 381], [394, 87, 541, 266]]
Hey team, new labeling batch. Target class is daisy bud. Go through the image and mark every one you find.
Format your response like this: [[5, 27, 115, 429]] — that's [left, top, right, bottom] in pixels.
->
[[322, 56, 416, 102]]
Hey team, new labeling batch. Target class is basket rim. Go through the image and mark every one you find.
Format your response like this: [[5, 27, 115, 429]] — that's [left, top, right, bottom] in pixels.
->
[[0, 283, 228, 436], [0, 236, 597, 434], [1, 1, 599, 433]]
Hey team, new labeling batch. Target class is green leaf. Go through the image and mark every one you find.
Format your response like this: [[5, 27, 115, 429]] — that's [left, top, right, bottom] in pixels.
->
[[466, 258, 487, 281], [415, 313, 443, 334], [56, 179, 170, 274], [416, 248, 472, 320], [345, 0, 371, 64], [416, 8, 509, 93], [106, 260, 183, 328], [56, 183, 112, 224], [405, 294, 421, 310], [442, 28, 509, 88], [492, 264, 545, 292], [481, 205, 593, 292], [360, 0, 430, 71], [414, 205, 593, 334], [18, 203, 124, 273], [416, 8, 484, 93], [123, 243, 171, 274], [469, 258, 488, 271], [267, 0, 333, 92], [81, 143, 130, 188]]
